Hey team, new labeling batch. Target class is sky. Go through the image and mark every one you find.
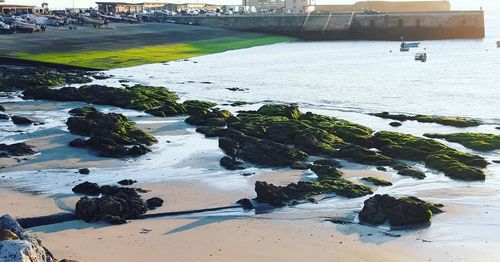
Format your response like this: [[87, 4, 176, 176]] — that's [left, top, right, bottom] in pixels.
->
[[2, 0, 500, 11]]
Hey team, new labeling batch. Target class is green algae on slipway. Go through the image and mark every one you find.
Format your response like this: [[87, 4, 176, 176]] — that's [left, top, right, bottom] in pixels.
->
[[424, 133, 500, 152], [11, 36, 293, 70]]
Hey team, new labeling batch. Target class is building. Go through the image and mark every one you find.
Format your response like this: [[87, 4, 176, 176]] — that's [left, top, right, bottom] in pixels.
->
[[285, 0, 312, 12], [96, 2, 168, 14], [174, 3, 221, 11], [243, 0, 286, 12], [0, 4, 43, 15], [310, 1, 451, 13]]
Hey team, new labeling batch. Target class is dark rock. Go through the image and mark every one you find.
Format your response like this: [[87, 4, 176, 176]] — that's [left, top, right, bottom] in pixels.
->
[[72, 181, 101, 196], [311, 164, 343, 180], [359, 194, 443, 227], [389, 121, 402, 127], [146, 197, 164, 210], [0, 143, 36, 157], [0, 105, 4, 111], [11, 115, 39, 125], [117, 179, 136, 186], [313, 159, 341, 168], [196, 126, 223, 137], [361, 177, 392, 186], [78, 168, 90, 175], [334, 144, 393, 166], [290, 161, 312, 170], [69, 138, 87, 148], [75, 185, 147, 224], [185, 108, 232, 127], [376, 166, 387, 171], [66, 110, 157, 158], [69, 107, 97, 116], [372, 112, 481, 128], [220, 156, 244, 170], [240, 172, 254, 177], [397, 167, 426, 179], [0, 113, 8, 120], [236, 198, 254, 210]]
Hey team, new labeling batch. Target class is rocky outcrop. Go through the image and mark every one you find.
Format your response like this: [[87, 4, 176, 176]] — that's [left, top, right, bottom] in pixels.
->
[[0, 214, 56, 262], [372, 131, 487, 181], [75, 185, 147, 224], [372, 112, 481, 127], [145, 197, 164, 210], [424, 132, 500, 152], [66, 109, 157, 158], [0, 143, 36, 157], [0, 65, 91, 92], [11, 115, 43, 125], [358, 194, 443, 227]]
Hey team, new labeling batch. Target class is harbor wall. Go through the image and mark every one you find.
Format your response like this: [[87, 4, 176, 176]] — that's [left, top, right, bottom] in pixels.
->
[[166, 11, 485, 40]]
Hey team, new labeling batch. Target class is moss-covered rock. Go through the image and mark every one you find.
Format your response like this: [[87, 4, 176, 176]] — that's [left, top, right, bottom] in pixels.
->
[[397, 167, 426, 179], [359, 194, 443, 227], [300, 112, 373, 145], [66, 108, 157, 157], [426, 154, 485, 181], [24, 84, 179, 111], [68, 107, 97, 116], [311, 164, 343, 180], [372, 131, 487, 180], [182, 100, 217, 115], [256, 104, 301, 119], [0, 66, 91, 91], [185, 108, 233, 127], [254, 178, 373, 207], [424, 133, 500, 152], [361, 177, 393, 186], [372, 112, 481, 127], [195, 126, 224, 137], [333, 144, 393, 166]]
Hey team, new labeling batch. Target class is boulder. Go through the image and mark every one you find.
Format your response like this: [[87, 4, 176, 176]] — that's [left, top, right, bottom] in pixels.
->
[[117, 179, 136, 186], [0, 113, 8, 120], [0, 143, 36, 157], [0, 214, 56, 262], [78, 168, 90, 175], [236, 198, 254, 210], [0, 105, 5, 111], [389, 122, 402, 127], [75, 186, 147, 224], [220, 156, 243, 170], [359, 194, 443, 227], [72, 182, 100, 196], [146, 197, 164, 210], [11, 116, 39, 125]]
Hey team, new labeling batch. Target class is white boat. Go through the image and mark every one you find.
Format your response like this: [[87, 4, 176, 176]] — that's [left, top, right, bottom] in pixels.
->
[[402, 42, 420, 48], [415, 53, 427, 62]]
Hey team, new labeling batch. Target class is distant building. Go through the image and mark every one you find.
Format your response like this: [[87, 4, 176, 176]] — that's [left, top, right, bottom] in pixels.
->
[[174, 3, 221, 11], [243, 0, 286, 12], [96, 2, 168, 14], [285, 0, 312, 12], [0, 4, 43, 15], [310, 1, 451, 13]]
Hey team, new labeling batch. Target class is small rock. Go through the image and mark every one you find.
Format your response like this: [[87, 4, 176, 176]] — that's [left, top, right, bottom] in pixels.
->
[[220, 156, 244, 170], [117, 179, 136, 186], [146, 197, 164, 210], [11, 115, 38, 125], [0, 105, 5, 111], [376, 166, 387, 171], [240, 172, 254, 177], [72, 181, 101, 196], [78, 168, 90, 175], [236, 198, 254, 210], [389, 121, 402, 127], [0, 113, 9, 120]]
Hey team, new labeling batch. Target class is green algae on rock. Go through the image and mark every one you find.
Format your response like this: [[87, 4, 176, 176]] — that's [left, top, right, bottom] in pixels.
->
[[397, 167, 426, 179], [424, 133, 500, 152], [66, 108, 157, 157], [372, 131, 487, 180], [0, 66, 92, 91], [372, 112, 481, 128], [359, 194, 443, 227], [361, 177, 393, 186]]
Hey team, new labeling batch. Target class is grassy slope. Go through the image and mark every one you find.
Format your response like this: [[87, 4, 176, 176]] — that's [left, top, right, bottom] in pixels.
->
[[13, 36, 293, 70]]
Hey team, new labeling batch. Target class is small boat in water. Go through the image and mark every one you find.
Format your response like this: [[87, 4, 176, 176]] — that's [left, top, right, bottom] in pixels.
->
[[402, 42, 420, 48], [415, 53, 427, 62]]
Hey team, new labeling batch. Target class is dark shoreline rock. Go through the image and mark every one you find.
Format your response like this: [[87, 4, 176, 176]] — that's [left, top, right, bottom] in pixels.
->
[[0, 143, 36, 157], [372, 112, 481, 128], [361, 177, 392, 186], [359, 194, 443, 227], [424, 133, 500, 152], [66, 109, 157, 158]]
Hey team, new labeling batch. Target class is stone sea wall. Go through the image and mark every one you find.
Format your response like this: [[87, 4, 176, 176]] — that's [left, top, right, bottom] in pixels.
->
[[167, 11, 485, 40]]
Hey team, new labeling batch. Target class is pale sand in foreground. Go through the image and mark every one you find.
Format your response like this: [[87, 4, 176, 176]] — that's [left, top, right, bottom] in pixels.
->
[[1, 180, 498, 262]]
